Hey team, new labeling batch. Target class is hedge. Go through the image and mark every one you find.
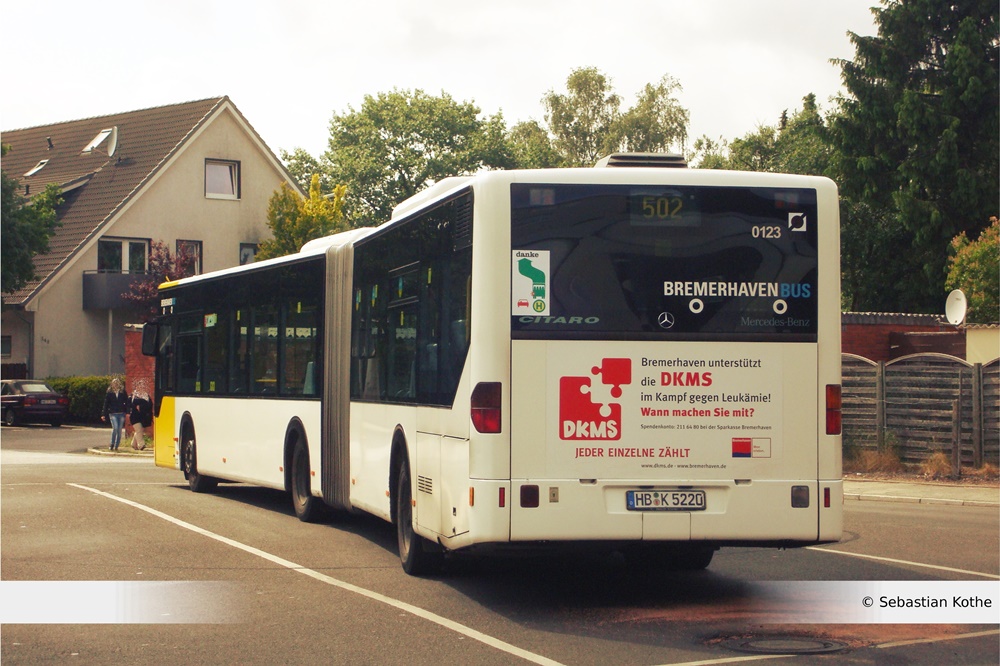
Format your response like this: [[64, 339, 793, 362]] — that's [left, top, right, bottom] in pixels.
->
[[47, 376, 114, 424]]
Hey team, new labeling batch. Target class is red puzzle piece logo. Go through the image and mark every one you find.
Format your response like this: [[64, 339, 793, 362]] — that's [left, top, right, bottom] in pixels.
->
[[559, 358, 630, 441]]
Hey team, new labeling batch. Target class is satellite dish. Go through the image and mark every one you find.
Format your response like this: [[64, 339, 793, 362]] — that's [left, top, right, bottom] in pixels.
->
[[945, 289, 967, 326], [106, 126, 118, 158]]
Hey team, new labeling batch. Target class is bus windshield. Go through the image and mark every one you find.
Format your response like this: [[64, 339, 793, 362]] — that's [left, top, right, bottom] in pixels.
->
[[510, 183, 819, 342]]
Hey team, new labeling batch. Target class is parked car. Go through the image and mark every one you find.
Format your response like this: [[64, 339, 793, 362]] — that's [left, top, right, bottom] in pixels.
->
[[1, 379, 70, 427]]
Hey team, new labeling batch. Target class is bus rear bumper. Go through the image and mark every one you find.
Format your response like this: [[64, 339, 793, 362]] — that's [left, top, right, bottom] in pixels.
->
[[504, 478, 842, 544]]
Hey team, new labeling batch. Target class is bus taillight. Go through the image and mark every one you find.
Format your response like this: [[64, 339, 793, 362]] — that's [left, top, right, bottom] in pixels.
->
[[471, 382, 502, 433], [826, 384, 842, 435]]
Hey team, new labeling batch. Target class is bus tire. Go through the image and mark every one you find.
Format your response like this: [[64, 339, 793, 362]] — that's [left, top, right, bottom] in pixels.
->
[[395, 459, 442, 576], [182, 425, 218, 494], [291, 439, 324, 523]]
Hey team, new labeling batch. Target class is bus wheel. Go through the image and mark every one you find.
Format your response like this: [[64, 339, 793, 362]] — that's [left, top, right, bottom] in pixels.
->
[[395, 459, 442, 576], [182, 428, 217, 494], [291, 440, 323, 523]]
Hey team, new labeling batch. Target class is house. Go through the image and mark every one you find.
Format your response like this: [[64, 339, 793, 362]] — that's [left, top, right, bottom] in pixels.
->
[[2, 97, 301, 378]]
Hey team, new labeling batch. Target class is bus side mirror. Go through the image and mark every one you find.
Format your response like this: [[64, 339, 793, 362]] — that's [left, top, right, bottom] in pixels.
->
[[141, 323, 158, 356]]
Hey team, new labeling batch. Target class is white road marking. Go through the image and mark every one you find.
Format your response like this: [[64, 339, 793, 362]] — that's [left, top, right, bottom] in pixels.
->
[[806, 546, 1000, 580], [62, 483, 1000, 665], [875, 629, 1000, 648], [657, 654, 791, 665], [68, 483, 564, 666]]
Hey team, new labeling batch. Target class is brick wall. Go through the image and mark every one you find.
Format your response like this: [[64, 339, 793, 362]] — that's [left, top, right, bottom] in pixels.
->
[[841, 313, 958, 362], [123, 324, 155, 440]]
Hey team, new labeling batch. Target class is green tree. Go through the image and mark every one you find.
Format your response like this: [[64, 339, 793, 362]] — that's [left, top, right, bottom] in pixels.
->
[[832, 0, 999, 311], [726, 124, 781, 172], [775, 94, 833, 176], [616, 75, 689, 154], [256, 174, 348, 260], [688, 135, 731, 169], [280, 147, 330, 193], [506, 120, 566, 169], [542, 68, 690, 166], [324, 89, 512, 227], [946, 217, 999, 322], [840, 200, 913, 311], [543, 67, 621, 166], [694, 95, 833, 176], [1, 145, 63, 294]]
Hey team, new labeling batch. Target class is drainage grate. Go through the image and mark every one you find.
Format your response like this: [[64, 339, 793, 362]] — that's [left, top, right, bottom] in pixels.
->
[[722, 636, 848, 655]]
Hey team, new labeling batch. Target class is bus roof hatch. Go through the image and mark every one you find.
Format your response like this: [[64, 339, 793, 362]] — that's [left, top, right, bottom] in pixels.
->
[[594, 153, 688, 168]]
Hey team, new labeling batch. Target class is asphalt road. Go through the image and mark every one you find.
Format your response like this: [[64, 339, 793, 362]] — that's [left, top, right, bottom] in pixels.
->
[[3, 425, 998, 665]]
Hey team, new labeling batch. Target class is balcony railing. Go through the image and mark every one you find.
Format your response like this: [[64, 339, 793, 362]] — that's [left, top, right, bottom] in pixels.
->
[[82, 271, 150, 310]]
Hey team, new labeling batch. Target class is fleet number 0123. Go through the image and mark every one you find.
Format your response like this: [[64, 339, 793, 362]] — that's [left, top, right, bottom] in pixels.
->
[[751, 225, 782, 239]]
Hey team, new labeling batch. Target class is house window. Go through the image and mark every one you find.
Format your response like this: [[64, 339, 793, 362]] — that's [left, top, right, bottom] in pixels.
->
[[1, 335, 11, 359], [24, 160, 49, 177], [177, 240, 203, 275], [205, 160, 240, 199], [83, 128, 116, 154], [98, 239, 148, 273], [239, 243, 258, 266]]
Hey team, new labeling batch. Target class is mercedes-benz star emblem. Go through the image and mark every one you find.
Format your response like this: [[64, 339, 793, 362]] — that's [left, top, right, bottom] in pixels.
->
[[658, 312, 675, 329]]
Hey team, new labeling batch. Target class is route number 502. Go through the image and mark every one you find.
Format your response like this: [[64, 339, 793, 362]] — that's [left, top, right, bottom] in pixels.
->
[[642, 196, 684, 220]]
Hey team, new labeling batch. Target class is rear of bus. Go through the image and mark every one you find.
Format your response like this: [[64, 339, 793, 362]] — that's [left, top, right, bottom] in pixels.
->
[[500, 164, 842, 560]]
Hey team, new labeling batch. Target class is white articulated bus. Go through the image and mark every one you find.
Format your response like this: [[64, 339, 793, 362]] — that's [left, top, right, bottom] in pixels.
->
[[144, 154, 843, 574]]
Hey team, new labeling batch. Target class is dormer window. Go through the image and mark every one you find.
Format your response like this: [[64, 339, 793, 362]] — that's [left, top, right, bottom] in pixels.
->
[[83, 128, 116, 154], [24, 160, 49, 177]]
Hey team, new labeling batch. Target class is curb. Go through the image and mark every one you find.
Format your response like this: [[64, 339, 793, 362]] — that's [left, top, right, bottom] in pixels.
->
[[844, 493, 999, 508], [87, 447, 153, 458]]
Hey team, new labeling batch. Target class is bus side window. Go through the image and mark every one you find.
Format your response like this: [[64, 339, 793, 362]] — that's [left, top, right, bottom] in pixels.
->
[[176, 314, 203, 394], [252, 305, 279, 394], [386, 305, 417, 401], [204, 310, 229, 394], [158, 324, 176, 393], [177, 335, 201, 394], [283, 296, 319, 396], [230, 309, 249, 394]]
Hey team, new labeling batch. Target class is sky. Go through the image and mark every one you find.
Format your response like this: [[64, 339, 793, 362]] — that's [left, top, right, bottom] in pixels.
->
[[1, 0, 880, 160]]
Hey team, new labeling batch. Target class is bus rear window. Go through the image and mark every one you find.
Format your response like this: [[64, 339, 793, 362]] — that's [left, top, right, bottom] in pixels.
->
[[510, 184, 818, 341]]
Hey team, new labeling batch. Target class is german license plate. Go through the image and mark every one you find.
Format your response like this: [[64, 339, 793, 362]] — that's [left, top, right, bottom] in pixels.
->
[[626, 490, 706, 511]]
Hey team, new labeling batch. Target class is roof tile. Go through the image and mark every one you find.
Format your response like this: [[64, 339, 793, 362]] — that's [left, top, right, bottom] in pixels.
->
[[2, 97, 227, 304]]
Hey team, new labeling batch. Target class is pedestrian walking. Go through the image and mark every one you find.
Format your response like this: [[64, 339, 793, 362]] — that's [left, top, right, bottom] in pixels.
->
[[128, 379, 152, 450], [101, 377, 128, 451]]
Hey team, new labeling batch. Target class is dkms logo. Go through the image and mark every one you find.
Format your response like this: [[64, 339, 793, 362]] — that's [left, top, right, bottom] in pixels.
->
[[559, 358, 631, 441]]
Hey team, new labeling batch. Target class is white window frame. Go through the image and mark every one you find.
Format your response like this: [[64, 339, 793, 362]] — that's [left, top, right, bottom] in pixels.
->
[[205, 159, 241, 200], [177, 239, 203, 275], [24, 160, 49, 177], [97, 238, 149, 274], [239, 243, 258, 265], [83, 128, 114, 153]]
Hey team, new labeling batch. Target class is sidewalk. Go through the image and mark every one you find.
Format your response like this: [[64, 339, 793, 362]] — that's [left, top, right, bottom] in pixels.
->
[[87, 447, 153, 458], [844, 477, 999, 508]]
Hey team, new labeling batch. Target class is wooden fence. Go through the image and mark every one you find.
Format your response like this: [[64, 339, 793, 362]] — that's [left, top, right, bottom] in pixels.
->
[[842, 353, 1000, 466]]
